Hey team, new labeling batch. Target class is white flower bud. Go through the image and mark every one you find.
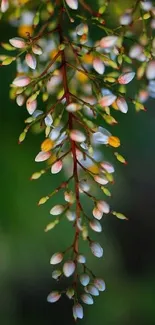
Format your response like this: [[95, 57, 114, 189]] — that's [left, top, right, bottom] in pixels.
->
[[146, 61, 155, 79], [32, 44, 43, 55], [35, 151, 51, 162], [51, 160, 63, 174], [141, 1, 152, 11], [9, 37, 26, 48], [63, 260, 75, 277], [1, 0, 9, 12], [25, 53, 37, 70], [79, 180, 90, 193], [129, 45, 143, 59], [93, 207, 103, 220], [120, 13, 132, 25], [44, 114, 53, 126], [47, 291, 61, 303], [26, 99, 37, 115], [97, 200, 110, 214], [99, 94, 117, 107], [81, 293, 94, 305], [50, 252, 63, 265], [52, 269, 62, 280], [70, 130, 86, 143], [118, 72, 135, 84], [100, 36, 118, 48], [50, 205, 65, 215], [94, 175, 109, 185], [93, 58, 105, 75], [94, 278, 106, 292], [77, 254, 86, 264], [64, 191, 75, 203], [73, 303, 83, 320], [80, 274, 90, 286], [116, 97, 128, 113], [90, 242, 103, 258], [87, 284, 99, 296], [65, 0, 78, 10], [100, 161, 115, 174], [66, 210, 76, 221], [13, 76, 31, 87], [89, 219, 102, 232], [66, 102, 81, 112], [16, 94, 25, 106]]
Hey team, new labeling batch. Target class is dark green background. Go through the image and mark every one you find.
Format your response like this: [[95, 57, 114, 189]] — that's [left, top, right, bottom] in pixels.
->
[[0, 1, 155, 324]]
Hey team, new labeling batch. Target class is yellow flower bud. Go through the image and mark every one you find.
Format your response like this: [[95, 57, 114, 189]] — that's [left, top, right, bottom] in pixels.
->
[[41, 138, 54, 152], [108, 136, 120, 148]]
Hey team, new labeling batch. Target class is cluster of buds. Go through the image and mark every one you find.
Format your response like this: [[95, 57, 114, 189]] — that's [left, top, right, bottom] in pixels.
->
[[0, 0, 154, 320]]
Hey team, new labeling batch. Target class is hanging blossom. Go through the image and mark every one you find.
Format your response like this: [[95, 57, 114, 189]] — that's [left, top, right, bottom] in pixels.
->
[[0, 0, 154, 320]]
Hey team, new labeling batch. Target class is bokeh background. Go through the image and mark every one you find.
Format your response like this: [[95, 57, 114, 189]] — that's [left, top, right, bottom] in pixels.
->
[[1, 1, 155, 324]]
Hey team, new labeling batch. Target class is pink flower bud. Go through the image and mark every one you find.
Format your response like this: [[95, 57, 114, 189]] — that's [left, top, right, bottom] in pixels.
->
[[50, 252, 63, 265], [89, 219, 102, 232], [146, 61, 155, 79], [73, 303, 83, 320], [35, 151, 51, 162], [80, 274, 90, 286], [51, 160, 63, 174], [16, 94, 25, 106], [118, 72, 135, 84], [93, 207, 103, 220], [99, 94, 117, 107], [100, 161, 115, 173], [100, 36, 118, 48], [25, 53, 37, 70], [116, 97, 128, 114], [94, 175, 109, 185], [87, 284, 99, 296], [13, 76, 31, 87], [9, 37, 26, 49], [1, 0, 9, 13], [65, 0, 78, 10], [26, 99, 37, 115], [81, 293, 94, 305], [47, 291, 61, 303], [32, 44, 43, 55], [93, 58, 105, 75], [77, 254, 86, 264], [97, 200, 110, 214], [63, 260, 75, 277], [94, 278, 106, 291], [50, 205, 65, 215], [70, 130, 86, 142], [90, 242, 103, 258]]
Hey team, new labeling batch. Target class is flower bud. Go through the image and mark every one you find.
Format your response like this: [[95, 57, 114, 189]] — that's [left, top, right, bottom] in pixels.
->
[[50, 205, 65, 215], [63, 260, 75, 277], [35, 151, 51, 162], [44, 114, 53, 126], [16, 94, 25, 106], [1, 0, 9, 12], [64, 191, 75, 203], [116, 97, 128, 114], [80, 274, 90, 286], [26, 99, 37, 115], [31, 171, 42, 180], [70, 130, 86, 143], [9, 37, 26, 48], [77, 254, 86, 264], [13, 76, 31, 87], [87, 284, 99, 296], [18, 131, 26, 144], [66, 210, 76, 221], [44, 219, 59, 232], [99, 94, 117, 107], [66, 102, 81, 112], [146, 61, 155, 80], [25, 53, 37, 70], [89, 220, 102, 232], [52, 269, 62, 280], [94, 278, 106, 291], [93, 58, 105, 75], [32, 44, 43, 55], [120, 13, 132, 25], [73, 303, 83, 320], [129, 45, 143, 59], [100, 36, 118, 48], [50, 252, 63, 265], [100, 161, 114, 174], [112, 211, 128, 220], [118, 72, 135, 84], [96, 200, 110, 214], [65, 0, 78, 10], [76, 23, 88, 35], [81, 293, 94, 305], [93, 207, 103, 220], [66, 287, 75, 299], [47, 291, 61, 303], [79, 180, 90, 193], [94, 175, 109, 185], [38, 196, 49, 205], [51, 160, 63, 174], [90, 242, 103, 258], [141, 1, 152, 11]]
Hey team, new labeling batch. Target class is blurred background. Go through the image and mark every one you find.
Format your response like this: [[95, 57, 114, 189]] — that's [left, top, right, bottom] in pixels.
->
[[1, 1, 155, 324]]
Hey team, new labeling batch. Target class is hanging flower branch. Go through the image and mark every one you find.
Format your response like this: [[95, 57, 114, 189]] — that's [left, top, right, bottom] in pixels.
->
[[0, 0, 154, 320]]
